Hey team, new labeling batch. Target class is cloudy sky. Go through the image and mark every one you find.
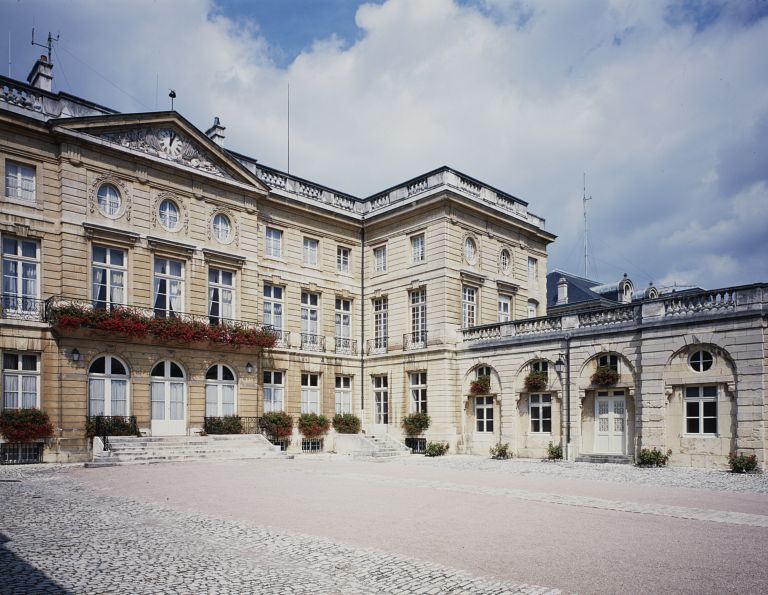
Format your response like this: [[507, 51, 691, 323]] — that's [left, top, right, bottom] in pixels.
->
[[3, 0, 767, 289]]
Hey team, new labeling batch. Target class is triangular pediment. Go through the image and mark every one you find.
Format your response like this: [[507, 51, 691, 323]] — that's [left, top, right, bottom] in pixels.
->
[[51, 112, 269, 191]]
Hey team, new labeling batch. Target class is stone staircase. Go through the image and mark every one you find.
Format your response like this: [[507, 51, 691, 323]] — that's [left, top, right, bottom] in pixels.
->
[[353, 434, 411, 459], [575, 454, 633, 465], [86, 434, 284, 467]]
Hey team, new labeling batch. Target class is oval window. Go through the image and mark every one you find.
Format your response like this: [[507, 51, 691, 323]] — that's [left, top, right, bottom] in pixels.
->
[[690, 350, 713, 372], [159, 199, 180, 230], [212, 213, 231, 243], [97, 184, 121, 217], [464, 237, 477, 263]]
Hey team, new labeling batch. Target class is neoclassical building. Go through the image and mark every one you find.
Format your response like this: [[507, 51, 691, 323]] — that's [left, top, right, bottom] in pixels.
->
[[1, 56, 766, 468]]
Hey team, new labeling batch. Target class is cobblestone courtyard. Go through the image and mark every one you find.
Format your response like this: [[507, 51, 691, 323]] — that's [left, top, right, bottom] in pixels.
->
[[2, 456, 768, 594]]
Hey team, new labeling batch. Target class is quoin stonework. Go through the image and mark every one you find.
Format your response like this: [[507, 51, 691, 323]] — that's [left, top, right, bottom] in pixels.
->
[[1, 55, 765, 469]]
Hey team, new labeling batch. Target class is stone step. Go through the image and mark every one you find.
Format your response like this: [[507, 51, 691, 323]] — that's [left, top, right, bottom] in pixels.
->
[[575, 454, 633, 465]]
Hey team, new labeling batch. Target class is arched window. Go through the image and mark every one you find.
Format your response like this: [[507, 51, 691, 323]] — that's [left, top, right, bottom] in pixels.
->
[[88, 356, 129, 417], [150, 360, 186, 435], [205, 364, 237, 417]]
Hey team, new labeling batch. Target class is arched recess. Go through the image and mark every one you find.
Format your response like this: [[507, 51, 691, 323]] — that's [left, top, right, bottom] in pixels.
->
[[149, 360, 187, 436], [88, 354, 131, 417], [205, 363, 237, 417], [461, 363, 502, 450]]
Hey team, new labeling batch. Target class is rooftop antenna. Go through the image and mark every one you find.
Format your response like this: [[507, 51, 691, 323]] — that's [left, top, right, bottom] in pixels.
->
[[168, 89, 176, 111], [583, 172, 592, 278], [8, 31, 11, 77], [287, 81, 291, 174], [31, 29, 59, 63]]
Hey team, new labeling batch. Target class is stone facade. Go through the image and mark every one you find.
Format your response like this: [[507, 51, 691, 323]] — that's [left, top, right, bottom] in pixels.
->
[[0, 68, 765, 468]]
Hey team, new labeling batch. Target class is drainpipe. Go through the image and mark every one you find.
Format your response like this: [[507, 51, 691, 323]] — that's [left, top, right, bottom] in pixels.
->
[[565, 332, 572, 460], [360, 224, 365, 413]]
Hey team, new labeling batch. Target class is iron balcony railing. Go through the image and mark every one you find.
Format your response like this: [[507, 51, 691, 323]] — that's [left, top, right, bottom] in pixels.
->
[[403, 331, 428, 350], [86, 415, 139, 451], [1, 295, 46, 322], [334, 336, 357, 355], [366, 337, 389, 355], [203, 416, 262, 435], [300, 333, 326, 352], [265, 328, 291, 348]]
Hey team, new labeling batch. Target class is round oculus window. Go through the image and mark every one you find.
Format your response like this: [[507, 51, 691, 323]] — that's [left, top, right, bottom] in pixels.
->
[[500, 248, 511, 273], [464, 237, 477, 263], [690, 350, 713, 372], [212, 213, 232, 243], [158, 199, 180, 230], [97, 184, 121, 217]]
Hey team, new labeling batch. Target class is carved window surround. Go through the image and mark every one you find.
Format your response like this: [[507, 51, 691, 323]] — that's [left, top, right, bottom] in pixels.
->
[[496, 280, 519, 295], [460, 270, 486, 287], [82, 222, 140, 248], [146, 236, 196, 259], [202, 248, 246, 269]]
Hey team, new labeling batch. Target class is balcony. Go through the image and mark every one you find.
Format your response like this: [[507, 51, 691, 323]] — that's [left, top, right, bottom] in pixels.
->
[[403, 331, 428, 350], [334, 336, 357, 355], [264, 328, 290, 349], [46, 297, 277, 349], [300, 333, 326, 352], [1, 296, 46, 322], [366, 337, 389, 355]]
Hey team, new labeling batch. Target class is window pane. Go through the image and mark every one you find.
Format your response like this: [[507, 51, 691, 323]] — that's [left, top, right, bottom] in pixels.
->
[[21, 354, 37, 371], [703, 417, 717, 434], [703, 386, 718, 398], [89, 357, 106, 374], [542, 419, 551, 433], [685, 387, 700, 399], [151, 362, 164, 377], [685, 401, 699, 417], [206, 366, 218, 380], [686, 418, 699, 433], [170, 362, 184, 378], [110, 358, 127, 376], [703, 401, 717, 417]]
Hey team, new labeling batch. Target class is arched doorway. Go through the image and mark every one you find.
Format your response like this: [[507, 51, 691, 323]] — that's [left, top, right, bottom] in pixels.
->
[[150, 360, 186, 435]]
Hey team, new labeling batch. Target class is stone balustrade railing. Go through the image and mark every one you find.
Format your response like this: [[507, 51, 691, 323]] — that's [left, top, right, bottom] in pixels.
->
[[578, 306, 636, 327], [663, 288, 736, 316]]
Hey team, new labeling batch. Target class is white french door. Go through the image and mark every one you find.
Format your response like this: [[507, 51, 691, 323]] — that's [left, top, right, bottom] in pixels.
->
[[150, 361, 187, 436], [595, 390, 626, 454]]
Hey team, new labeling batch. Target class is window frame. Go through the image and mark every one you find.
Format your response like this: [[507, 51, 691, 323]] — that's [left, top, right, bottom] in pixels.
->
[[373, 375, 389, 424], [335, 375, 352, 414], [684, 385, 718, 435], [208, 267, 235, 324], [409, 371, 427, 414], [2, 236, 40, 314], [153, 257, 185, 317], [410, 288, 427, 343], [91, 245, 126, 310], [598, 354, 619, 371], [499, 248, 511, 274], [263, 284, 284, 330], [528, 257, 538, 285], [462, 285, 477, 328], [529, 393, 552, 433], [475, 395, 494, 433], [4, 160, 36, 203], [300, 373, 321, 414], [527, 299, 538, 319], [158, 199, 180, 231], [498, 294, 511, 323], [263, 370, 284, 413], [265, 227, 283, 258], [689, 350, 714, 373], [373, 245, 387, 273], [410, 233, 425, 263], [303, 237, 319, 267], [373, 297, 388, 352], [336, 246, 350, 273], [87, 355, 130, 417], [212, 213, 232, 244], [96, 183, 122, 218], [301, 291, 320, 335], [205, 364, 237, 417], [464, 237, 477, 264], [2, 352, 40, 410]]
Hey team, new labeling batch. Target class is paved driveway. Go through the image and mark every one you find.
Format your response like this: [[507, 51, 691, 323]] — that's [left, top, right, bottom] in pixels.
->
[[2, 456, 767, 594]]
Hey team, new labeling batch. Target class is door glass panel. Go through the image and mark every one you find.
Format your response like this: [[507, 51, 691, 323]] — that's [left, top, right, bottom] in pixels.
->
[[151, 382, 165, 420], [170, 383, 184, 420]]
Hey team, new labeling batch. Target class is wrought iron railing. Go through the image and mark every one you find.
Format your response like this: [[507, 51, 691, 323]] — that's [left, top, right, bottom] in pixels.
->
[[300, 333, 326, 352], [266, 328, 291, 348], [403, 331, 428, 350], [334, 337, 357, 355], [366, 337, 389, 355], [0, 442, 44, 464], [301, 438, 324, 453], [85, 415, 139, 451], [203, 415, 262, 435], [1, 296, 46, 322], [404, 437, 427, 454]]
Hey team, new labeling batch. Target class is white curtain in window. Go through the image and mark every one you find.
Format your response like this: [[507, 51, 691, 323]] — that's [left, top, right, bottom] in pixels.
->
[[170, 382, 184, 420], [21, 375, 37, 409], [111, 379, 127, 416], [4, 260, 17, 298], [221, 289, 233, 319], [3, 374, 18, 409], [205, 384, 218, 417], [222, 384, 235, 416], [89, 378, 105, 416], [22, 262, 37, 297], [92, 267, 105, 303], [208, 287, 219, 318], [110, 270, 124, 304], [169, 280, 182, 314], [151, 382, 165, 420]]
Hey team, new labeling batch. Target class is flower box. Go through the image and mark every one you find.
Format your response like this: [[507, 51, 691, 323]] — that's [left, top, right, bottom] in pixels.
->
[[469, 376, 491, 395], [591, 366, 619, 387], [524, 371, 548, 392]]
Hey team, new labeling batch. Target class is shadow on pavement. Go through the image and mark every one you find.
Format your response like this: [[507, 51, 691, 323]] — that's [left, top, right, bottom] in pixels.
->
[[0, 531, 70, 594]]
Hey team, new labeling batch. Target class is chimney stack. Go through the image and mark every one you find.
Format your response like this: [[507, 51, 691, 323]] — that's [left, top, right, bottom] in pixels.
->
[[557, 276, 568, 305], [27, 54, 53, 92], [205, 116, 226, 148]]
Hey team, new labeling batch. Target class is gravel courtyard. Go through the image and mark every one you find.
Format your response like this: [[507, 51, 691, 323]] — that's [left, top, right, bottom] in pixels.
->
[[2, 456, 767, 594]]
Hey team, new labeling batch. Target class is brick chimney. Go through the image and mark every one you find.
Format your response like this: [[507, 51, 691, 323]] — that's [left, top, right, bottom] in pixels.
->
[[27, 55, 53, 92], [205, 116, 226, 147]]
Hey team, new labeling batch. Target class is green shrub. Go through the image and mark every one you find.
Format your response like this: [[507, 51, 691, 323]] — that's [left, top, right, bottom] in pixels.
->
[[203, 416, 243, 435], [402, 412, 431, 436], [728, 451, 759, 473], [0, 409, 54, 442], [489, 441, 511, 460], [332, 413, 361, 434], [260, 411, 293, 439], [298, 413, 331, 438], [546, 441, 563, 460], [424, 441, 449, 457], [637, 447, 672, 467]]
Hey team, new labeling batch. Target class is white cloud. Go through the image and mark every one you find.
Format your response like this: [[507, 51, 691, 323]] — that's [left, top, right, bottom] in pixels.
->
[[4, 0, 767, 288]]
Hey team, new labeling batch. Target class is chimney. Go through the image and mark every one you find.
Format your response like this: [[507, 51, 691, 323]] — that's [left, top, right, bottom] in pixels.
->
[[27, 54, 53, 92], [557, 276, 568, 305], [205, 116, 226, 148]]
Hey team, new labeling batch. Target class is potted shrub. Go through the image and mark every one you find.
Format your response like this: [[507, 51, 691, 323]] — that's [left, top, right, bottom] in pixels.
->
[[298, 413, 331, 439], [332, 413, 361, 434], [546, 441, 563, 460], [637, 447, 672, 467], [591, 366, 619, 387], [469, 376, 491, 395], [489, 441, 511, 460], [728, 451, 758, 473], [260, 411, 293, 440], [0, 409, 54, 442], [424, 441, 449, 457], [524, 371, 548, 392], [401, 411, 431, 436]]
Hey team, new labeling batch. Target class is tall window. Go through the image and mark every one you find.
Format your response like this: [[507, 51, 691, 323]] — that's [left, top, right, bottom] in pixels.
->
[[498, 295, 511, 323], [527, 299, 538, 319], [337, 246, 350, 272], [335, 376, 352, 414], [530, 394, 551, 433], [373, 297, 388, 352], [528, 257, 538, 285], [410, 289, 426, 344], [303, 238, 319, 266], [5, 161, 35, 202], [263, 371, 284, 413], [598, 354, 618, 371], [462, 286, 476, 327], [208, 268, 234, 324], [685, 386, 717, 435], [335, 298, 352, 353], [265, 227, 282, 257], [373, 376, 388, 424], [205, 364, 236, 417], [2, 353, 39, 410], [301, 292, 320, 335], [263, 284, 283, 329], [301, 373, 320, 414], [91, 246, 126, 309], [411, 233, 425, 263], [153, 258, 184, 317], [475, 396, 494, 432], [409, 372, 427, 413], [150, 361, 185, 423], [88, 356, 129, 417], [374, 246, 387, 272], [2, 237, 39, 314]]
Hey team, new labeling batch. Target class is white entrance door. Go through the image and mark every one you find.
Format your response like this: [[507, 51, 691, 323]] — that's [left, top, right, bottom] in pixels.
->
[[595, 390, 626, 454], [150, 361, 187, 436], [372, 376, 389, 435]]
